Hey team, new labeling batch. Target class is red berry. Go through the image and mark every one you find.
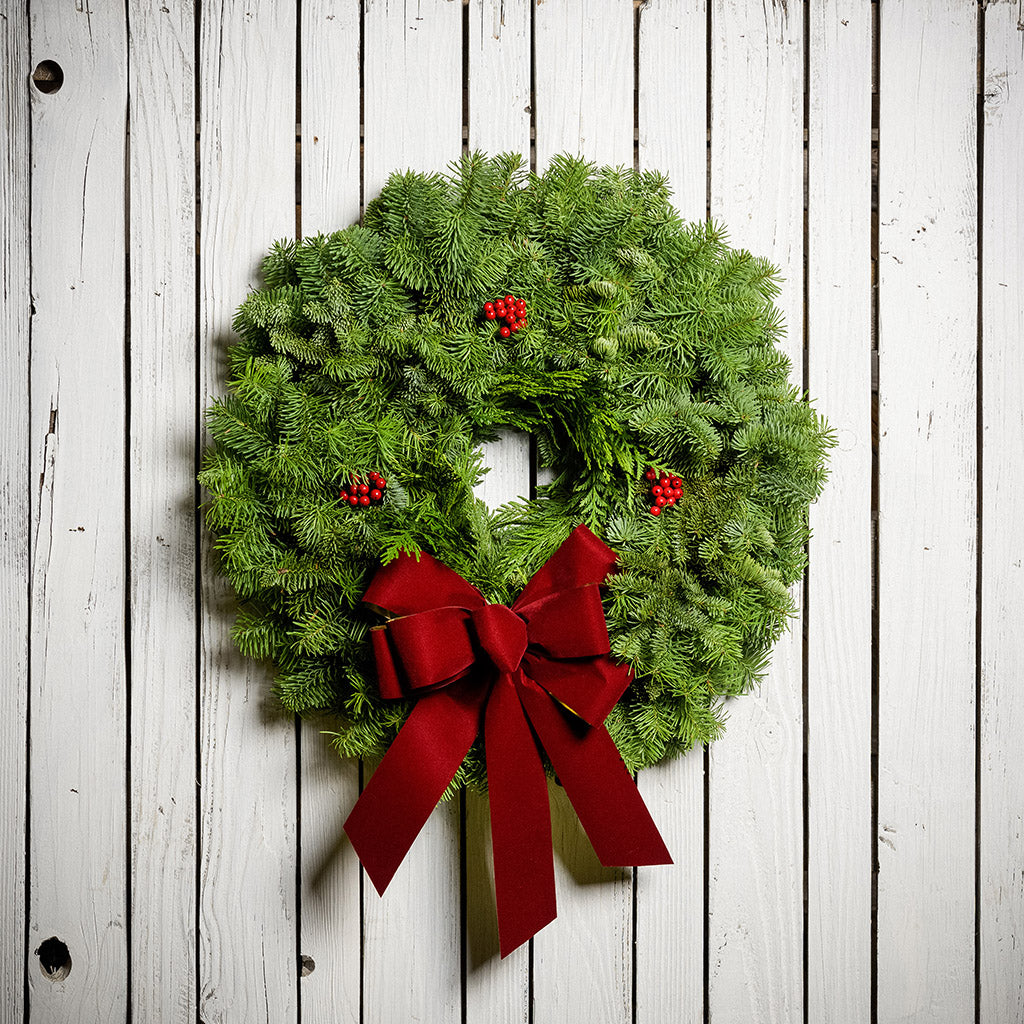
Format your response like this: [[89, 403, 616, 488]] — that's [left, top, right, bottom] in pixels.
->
[[359, 495, 371, 506], [659, 477, 670, 489], [505, 294, 514, 304], [358, 484, 369, 495], [496, 301, 506, 314], [518, 319, 527, 329], [484, 302, 494, 313], [650, 506, 661, 516], [509, 321, 520, 333], [377, 478, 386, 489], [671, 477, 682, 489], [348, 495, 359, 506], [485, 308, 497, 320], [370, 489, 382, 501], [655, 495, 667, 507], [666, 496, 677, 506], [673, 487, 683, 498], [500, 326, 511, 338], [645, 469, 657, 481], [652, 485, 663, 497]]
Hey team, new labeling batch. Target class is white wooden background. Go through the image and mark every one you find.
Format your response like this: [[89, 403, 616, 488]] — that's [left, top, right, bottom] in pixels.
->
[[3, 1, 1022, 1021]]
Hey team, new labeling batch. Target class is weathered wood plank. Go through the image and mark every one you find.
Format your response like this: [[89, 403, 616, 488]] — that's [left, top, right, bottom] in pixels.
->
[[533, 784, 634, 1023], [637, 0, 707, 220], [296, 4, 364, 1019], [465, 3, 533, 1015], [127, 2, 198, 1022], [534, 0, 633, 173], [531, 2, 635, 1019], [466, 431, 532, 1021], [635, 2, 707, 1020], [806, 3, 873, 1021], [298, 4, 362, 1021], [0, 5, 31, 1022], [301, 0, 362, 232], [361, 3, 465, 1021], [468, 0, 531, 160], [27, 3, 129, 1020], [297, 729, 361, 1024], [707, 2, 805, 1020], [876, 3, 977, 1021], [980, 4, 1024, 1021], [197, 3, 299, 1021], [363, 0, 464, 194], [634, 757, 704, 1024]]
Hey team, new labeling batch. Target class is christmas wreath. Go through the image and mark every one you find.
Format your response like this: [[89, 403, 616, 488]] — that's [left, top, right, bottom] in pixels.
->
[[200, 153, 831, 952]]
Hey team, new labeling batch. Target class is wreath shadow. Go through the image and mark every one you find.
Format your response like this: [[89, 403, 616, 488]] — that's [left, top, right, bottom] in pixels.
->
[[465, 780, 630, 970], [301, 726, 361, 894]]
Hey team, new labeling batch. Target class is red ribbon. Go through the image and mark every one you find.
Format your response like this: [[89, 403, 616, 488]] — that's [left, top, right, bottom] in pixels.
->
[[343, 524, 672, 957]]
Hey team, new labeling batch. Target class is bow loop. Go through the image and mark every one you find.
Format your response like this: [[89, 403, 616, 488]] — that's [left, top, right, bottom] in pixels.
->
[[385, 607, 476, 691], [472, 604, 528, 674], [516, 584, 611, 660]]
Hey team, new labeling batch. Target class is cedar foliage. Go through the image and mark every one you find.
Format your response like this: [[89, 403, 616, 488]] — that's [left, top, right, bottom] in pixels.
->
[[200, 153, 832, 790]]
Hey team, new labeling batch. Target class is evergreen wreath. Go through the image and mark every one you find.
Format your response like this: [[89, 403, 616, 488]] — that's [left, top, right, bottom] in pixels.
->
[[200, 153, 832, 792]]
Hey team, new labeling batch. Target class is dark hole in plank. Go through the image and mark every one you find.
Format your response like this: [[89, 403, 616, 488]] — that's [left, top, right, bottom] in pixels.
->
[[35, 937, 72, 981], [32, 60, 64, 94], [300, 953, 316, 977]]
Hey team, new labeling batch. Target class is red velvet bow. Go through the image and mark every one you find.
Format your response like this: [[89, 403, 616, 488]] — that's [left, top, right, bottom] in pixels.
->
[[343, 524, 671, 956]]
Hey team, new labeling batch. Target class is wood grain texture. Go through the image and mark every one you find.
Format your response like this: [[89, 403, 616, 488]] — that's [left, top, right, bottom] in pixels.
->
[[363, 0, 463, 197], [707, 2, 805, 1020], [637, 0, 707, 220], [0, 5, 30, 1022], [806, 3, 873, 1021], [530, 3, 635, 1018], [127, 2, 198, 1022], [534, 785, 634, 1022], [27, 3, 129, 1020], [635, 3, 707, 1020], [301, 0, 362, 231], [877, 3, 977, 1021], [634, 756, 704, 1024], [468, 0, 531, 159], [298, 5, 362, 1021], [197, 4, 299, 1022], [534, 0, 633, 173], [980, 5, 1024, 1021], [361, 786, 462, 1024], [361, 4, 465, 1021]]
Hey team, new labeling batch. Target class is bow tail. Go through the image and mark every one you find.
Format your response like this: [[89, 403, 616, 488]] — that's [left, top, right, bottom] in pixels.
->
[[484, 673, 557, 958], [344, 679, 485, 895], [517, 675, 673, 868]]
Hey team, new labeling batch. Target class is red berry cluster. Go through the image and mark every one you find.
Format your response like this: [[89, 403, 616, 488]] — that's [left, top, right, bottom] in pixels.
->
[[484, 294, 527, 339], [340, 471, 387, 509], [644, 468, 683, 517]]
